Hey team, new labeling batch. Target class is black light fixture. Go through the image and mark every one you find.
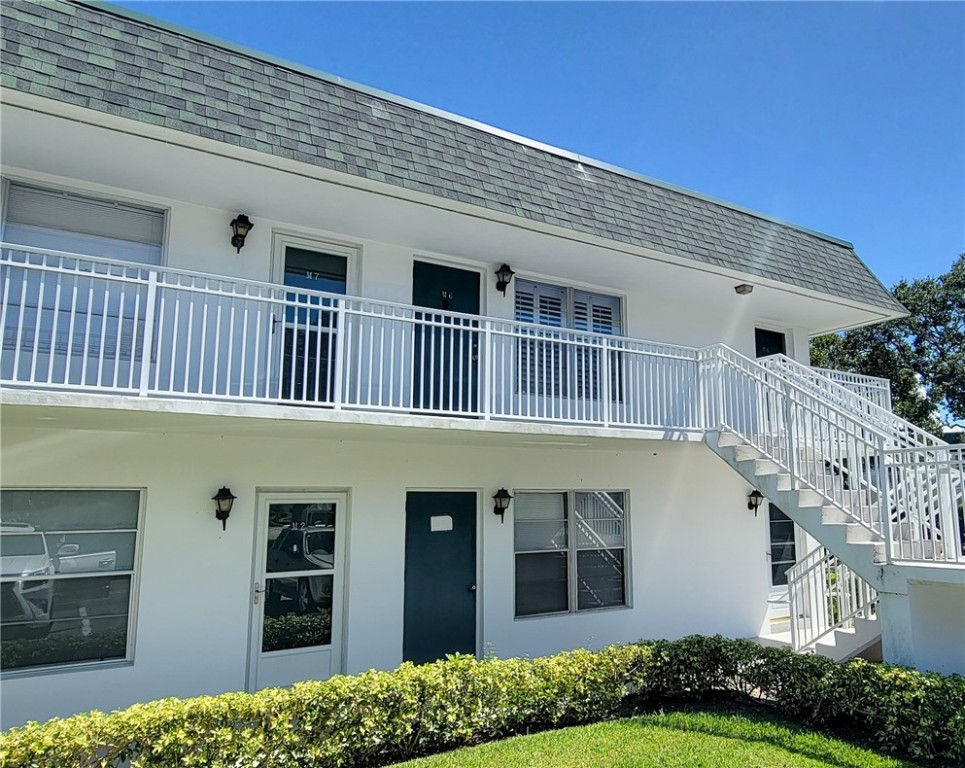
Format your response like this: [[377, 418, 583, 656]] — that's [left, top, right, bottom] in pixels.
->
[[493, 488, 513, 523], [212, 487, 237, 530], [495, 264, 516, 295], [229, 214, 254, 253], [734, 283, 754, 296], [747, 489, 765, 515]]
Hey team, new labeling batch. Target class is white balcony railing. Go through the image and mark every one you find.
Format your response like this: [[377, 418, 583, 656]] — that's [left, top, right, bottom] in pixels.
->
[[2, 245, 962, 568], [0, 245, 702, 431], [707, 345, 965, 566]]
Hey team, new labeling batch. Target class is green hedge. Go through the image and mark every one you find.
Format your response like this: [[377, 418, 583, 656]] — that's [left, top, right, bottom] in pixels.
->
[[1, 636, 962, 768]]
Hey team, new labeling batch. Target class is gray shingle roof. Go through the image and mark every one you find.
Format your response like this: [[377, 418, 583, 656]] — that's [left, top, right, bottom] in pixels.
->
[[0, 0, 905, 314]]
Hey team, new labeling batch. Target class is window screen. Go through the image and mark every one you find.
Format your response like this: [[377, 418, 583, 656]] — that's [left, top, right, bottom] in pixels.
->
[[514, 490, 627, 617], [0, 490, 140, 672]]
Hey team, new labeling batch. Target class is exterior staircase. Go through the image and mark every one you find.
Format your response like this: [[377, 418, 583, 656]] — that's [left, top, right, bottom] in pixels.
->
[[699, 347, 965, 664]]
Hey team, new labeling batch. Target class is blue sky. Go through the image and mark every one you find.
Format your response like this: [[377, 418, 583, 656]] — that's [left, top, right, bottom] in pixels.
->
[[113, 1, 964, 288]]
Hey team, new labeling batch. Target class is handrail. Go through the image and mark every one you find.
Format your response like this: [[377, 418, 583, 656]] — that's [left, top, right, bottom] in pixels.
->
[[881, 445, 965, 562], [706, 345, 891, 542], [787, 546, 878, 652], [759, 354, 941, 449], [704, 345, 964, 564], [760, 354, 963, 562], [0, 244, 699, 359], [0, 244, 704, 430], [812, 366, 892, 411]]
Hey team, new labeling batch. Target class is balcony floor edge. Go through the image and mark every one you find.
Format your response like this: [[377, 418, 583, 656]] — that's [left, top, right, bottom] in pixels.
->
[[0, 388, 706, 444]]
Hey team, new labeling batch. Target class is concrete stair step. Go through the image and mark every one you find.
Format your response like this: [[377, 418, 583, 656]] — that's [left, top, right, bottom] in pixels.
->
[[706, 430, 888, 584]]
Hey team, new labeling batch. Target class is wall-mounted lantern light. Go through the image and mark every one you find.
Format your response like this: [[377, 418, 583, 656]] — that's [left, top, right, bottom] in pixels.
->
[[747, 489, 765, 516], [495, 264, 516, 295], [229, 214, 254, 253], [734, 283, 754, 295], [493, 488, 513, 523], [212, 486, 237, 530]]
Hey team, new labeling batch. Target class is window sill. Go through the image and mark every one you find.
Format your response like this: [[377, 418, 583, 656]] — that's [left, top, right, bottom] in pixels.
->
[[0, 657, 133, 680], [514, 603, 632, 621]]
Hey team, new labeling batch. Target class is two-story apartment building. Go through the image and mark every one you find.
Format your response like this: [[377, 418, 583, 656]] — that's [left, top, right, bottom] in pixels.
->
[[1, 1, 962, 728]]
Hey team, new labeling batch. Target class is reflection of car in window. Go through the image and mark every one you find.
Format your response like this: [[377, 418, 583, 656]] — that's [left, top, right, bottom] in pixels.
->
[[266, 525, 334, 613], [1, 524, 119, 640], [0, 524, 55, 638]]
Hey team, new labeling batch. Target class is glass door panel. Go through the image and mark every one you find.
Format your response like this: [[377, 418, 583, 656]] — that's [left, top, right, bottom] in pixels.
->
[[250, 495, 344, 690]]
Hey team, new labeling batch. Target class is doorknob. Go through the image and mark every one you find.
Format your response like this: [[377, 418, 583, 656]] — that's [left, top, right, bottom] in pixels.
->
[[468, 584, 476, 592]]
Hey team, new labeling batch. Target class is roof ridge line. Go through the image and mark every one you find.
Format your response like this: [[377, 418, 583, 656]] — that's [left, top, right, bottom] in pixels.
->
[[81, 0, 854, 250]]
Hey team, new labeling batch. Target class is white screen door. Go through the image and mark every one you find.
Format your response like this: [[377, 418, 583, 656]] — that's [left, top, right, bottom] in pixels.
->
[[248, 492, 346, 690]]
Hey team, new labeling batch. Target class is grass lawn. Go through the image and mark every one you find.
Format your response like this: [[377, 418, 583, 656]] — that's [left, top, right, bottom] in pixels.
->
[[396, 708, 926, 768]]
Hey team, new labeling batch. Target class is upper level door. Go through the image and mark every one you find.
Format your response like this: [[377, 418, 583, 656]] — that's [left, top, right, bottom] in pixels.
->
[[271, 241, 348, 403], [411, 261, 480, 413], [755, 328, 787, 359]]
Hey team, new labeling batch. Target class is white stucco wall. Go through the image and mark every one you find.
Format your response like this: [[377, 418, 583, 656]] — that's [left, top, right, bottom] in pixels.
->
[[908, 581, 965, 675], [0, 421, 767, 727]]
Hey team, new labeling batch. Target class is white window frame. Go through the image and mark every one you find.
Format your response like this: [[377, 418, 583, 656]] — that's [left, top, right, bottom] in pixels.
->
[[1, 176, 169, 267], [513, 489, 630, 619], [0, 487, 145, 678], [513, 279, 625, 402]]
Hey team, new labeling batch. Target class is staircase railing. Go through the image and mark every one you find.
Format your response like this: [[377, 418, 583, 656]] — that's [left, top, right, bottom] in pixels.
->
[[759, 354, 940, 449], [700, 345, 964, 564], [787, 546, 878, 652], [703, 345, 891, 538], [882, 445, 965, 561], [811, 366, 892, 412], [759, 354, 964, 562]]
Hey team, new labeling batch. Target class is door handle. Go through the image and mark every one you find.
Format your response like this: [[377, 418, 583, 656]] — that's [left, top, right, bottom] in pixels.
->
[[467, 584, 476, 592], [253, 582, 266, 604]]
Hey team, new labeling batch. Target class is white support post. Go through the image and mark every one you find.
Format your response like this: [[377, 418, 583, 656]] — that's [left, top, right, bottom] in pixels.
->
[[785, 386, 799, 488], [878, 590, 915, 668], [601, 337, 611, 428], [876, 436, 893, 563], [333, 302, 346, 410], [138, 270, 158, 397], [481, 320, 492, 420]]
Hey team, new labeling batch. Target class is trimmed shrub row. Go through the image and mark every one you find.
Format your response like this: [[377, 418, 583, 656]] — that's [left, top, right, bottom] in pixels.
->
[[1, 636, 962, 768]]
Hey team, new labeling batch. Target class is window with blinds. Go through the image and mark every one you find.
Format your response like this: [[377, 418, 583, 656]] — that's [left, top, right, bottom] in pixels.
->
[[514, 490, 627, 617], [514, 280, 622, 400], [2, 181, 165, 265]]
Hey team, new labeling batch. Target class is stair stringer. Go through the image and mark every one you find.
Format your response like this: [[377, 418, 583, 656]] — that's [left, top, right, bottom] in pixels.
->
[[705, 429, 902, 591]]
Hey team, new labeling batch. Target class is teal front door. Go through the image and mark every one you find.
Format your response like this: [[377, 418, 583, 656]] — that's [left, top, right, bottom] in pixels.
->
[[411, 262, 480, 413], [403, 491, 477, 664]]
